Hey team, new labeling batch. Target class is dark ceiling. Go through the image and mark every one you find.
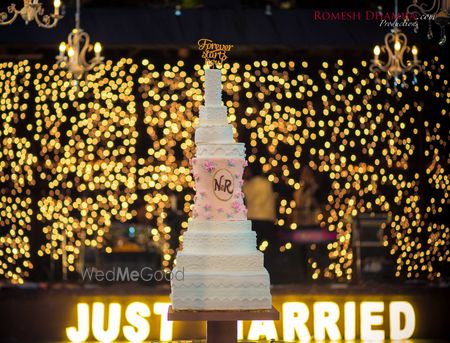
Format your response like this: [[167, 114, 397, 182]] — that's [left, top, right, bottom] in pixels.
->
[[28, 0, 406, 10], [0, 0, 446, 60]]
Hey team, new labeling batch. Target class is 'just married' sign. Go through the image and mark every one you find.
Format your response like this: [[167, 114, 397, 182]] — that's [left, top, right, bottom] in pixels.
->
[[198, 38, 234, 68]]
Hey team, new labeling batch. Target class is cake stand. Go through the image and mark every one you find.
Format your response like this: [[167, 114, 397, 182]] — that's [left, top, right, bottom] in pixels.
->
[[168, 305, 279, 343]]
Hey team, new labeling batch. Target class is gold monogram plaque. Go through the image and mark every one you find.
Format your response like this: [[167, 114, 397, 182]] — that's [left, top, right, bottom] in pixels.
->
[[212, 168, 234, 201], [198, 38, 234, 68]]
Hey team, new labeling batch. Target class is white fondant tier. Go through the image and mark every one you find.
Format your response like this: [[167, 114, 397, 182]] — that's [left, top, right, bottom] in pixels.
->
[[182, 230, 257, 254], [199, 105, 228, 126], [195, 143, 245, 158], [175, 251, 264, 272], [170, 270, 272, 310], [204, 69, 222, 106], [195, 125, 233, 144], [171, 297, 271, 310], [188, 219, 252, 232]]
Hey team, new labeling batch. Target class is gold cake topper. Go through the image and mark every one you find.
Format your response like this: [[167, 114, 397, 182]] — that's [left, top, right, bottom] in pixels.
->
[[198, 38, 234, 68]]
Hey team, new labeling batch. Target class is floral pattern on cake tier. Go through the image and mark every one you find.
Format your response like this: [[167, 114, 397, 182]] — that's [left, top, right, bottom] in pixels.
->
[[191, 158, 247, 220]]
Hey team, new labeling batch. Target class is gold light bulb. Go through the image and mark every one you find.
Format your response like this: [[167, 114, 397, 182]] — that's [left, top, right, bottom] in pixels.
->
[[94, 42, 102, 54], [373, 45, 381, 56]]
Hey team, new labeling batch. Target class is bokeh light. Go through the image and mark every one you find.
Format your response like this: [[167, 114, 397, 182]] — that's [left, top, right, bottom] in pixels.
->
[[0, 56, 448, 283]]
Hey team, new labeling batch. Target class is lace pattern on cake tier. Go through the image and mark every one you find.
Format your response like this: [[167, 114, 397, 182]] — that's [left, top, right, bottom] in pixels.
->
[[170, 270, 272, 310], [170, 297, 272, 310], [199, 105, 228, 126], [172, 280, 268, 288], [188, 219, 252, 232], [172, 296, 271, 301], [204, 69, 222, 106], [195, 143, 245, 158], [195, 125, 234, 144], [175, 252, 264, 272], [182, 231, 257, 253]]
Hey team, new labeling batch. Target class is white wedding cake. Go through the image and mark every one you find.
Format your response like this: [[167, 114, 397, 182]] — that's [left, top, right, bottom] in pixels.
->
[[170, 68, 272, 310]]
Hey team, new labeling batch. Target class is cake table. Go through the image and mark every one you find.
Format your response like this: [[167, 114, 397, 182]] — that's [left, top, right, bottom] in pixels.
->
[[168, 305, 279, 343]]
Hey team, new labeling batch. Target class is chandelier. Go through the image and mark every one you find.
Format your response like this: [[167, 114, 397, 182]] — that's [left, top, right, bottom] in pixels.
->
[[56, 0, 103, 80], [0, 0, 63, 28], [370, 0, 421, 81], [407, 0, 450, 46], [370, 28, 421, 79]]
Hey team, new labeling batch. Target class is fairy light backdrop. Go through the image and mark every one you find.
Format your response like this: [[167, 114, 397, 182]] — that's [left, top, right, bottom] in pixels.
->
[[0, 55, 448, 284]]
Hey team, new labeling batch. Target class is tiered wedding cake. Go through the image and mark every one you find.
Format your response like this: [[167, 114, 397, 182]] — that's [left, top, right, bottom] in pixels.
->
[[170, 68, 272, 310]]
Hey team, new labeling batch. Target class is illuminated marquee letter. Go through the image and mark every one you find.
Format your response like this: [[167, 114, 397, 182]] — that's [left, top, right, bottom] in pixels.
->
[[282, 302, 311, 341], [66, 303, 90, 342], [123, 302, 150, 342], [361, 301, 385, 341], [313, 302, 341, 340], [390, 301, 415, 339], [92, 302, 121, 342], [153, 302, 173, 341], [237, 320, 243, 340], [247, 320, 278, 340], [344, 302, 356, 340]]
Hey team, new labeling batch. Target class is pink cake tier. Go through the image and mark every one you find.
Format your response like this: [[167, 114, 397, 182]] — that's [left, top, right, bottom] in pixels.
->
[[192, 157, 247, 221]]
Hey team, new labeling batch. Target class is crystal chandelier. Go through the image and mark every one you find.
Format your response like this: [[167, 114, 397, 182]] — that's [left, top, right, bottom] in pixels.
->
[[370, 28, 421, 79], [407, 0, 450, 46], [0, 0, 63, 28], [370, 0, 422, 81], [56, 0, 103, 80]]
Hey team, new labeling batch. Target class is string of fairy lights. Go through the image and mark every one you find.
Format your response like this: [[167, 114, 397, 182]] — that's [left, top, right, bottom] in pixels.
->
[[0, 56, 448, 284], [33, 59, 141, 276], [0, 61, 34, 284]]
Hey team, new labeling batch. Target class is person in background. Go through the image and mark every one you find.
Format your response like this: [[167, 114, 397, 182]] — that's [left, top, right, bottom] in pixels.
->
[[243, 165, 277, 250], [292, 165, 320, 227]]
